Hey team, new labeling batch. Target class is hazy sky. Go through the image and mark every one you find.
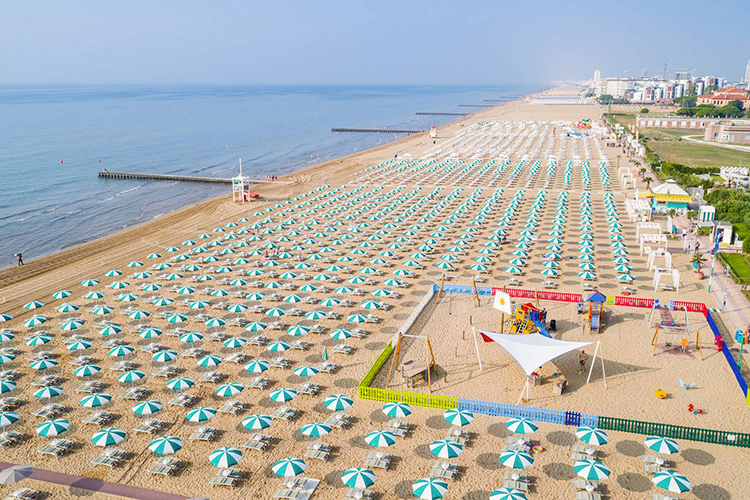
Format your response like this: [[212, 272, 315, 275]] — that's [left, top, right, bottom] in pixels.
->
[[1, 0, 747, 85]]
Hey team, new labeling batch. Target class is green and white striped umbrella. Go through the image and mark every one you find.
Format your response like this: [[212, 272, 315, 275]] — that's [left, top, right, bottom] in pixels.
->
[[330, 328, 352, 340], [242, 414, 273, 430], [92, 305, 113, 316], [293, 365, 319, 377], [443, 408, 474, 427], [109, 281, 129, 290], [430, 439, 463, 458], [268, 341, 290, 352], [80, 279, 100, 287], [197, 354, 222, 367], [152, 349, 178, 363], [37, 418, 69, 436], [272, 458, 306, 477], [53, 290, 73, 300], [56, 303, 79, 313], [133, 400, 163, 415], [382, 402, 412, 418], [299, 422, 332, 437], [0, 331, 14, 343], [576, 426, 609, 446], [287, 325, 310, 336], [223, 337, 247, 349], [499, 449, 534, 469], [245, 321, 268, 332], [73, 364, 101, 378], [412, 477, 449, 499], [652, 470, 691, 493], [119, 293, 140, 302], [166, 313, 187, 324], [34, 386, 63, 399], [506, 418, 537, 434], [209, 446, 242, 467], [216, 382, 244, 397], [92, 427, 126, 446], [489, 488, 527, 500], [139, 327, 162, 339], [341, 467, 376, 489], [30, 359, 57, 370], [27, 335, 51, 347], [304, 310, 326, 320], [270, 388, 298, 402], [118, 370, 145, 384], [151, 297, 173, 307], [348, 314, 367, 323], [128, 309, 151, 320], [324, 394, 353, 411], [365, 430, 396, 447], [266, 307, 285, 317], [244, 360, 270, 373], [186, 406, 217, 422], [167, 377, 194, 391], [246, 293, 266, 301], [0, 411, 19, 427], [24, 300, 45, 310], [80, 392, 112, 407], [189, 300, 210, 309], [109, 345, 134, 357], [149, 435, 182, 455], [179, 332, 203, 344], [84, 291, 105, 300], [0, 379, 17, 393], [226, 303, 248, 314], [644, 436, 680, 454], [61, 319, 84, 331], [573, 459, 610, 481], [176, 286, 195, 295]]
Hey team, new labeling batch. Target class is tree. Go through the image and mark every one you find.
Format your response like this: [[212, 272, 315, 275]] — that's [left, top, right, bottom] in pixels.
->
[[692, 252, 706, 272], [730, 100, 745, 111], [743, 237, 750, 255], [644, 177, 653, 189], [640, 107, 650, 114], [639, 167, 647, 178]]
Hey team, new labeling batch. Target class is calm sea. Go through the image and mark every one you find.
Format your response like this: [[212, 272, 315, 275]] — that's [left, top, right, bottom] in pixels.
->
[[0, 84, 544, 262]]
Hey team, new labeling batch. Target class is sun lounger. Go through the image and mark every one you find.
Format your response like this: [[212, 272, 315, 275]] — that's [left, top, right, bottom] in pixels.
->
[[644, 464, 669, 474], [388, 419, 410, 431], [386, 426, 408, 438], [572, 445, 598, 458], [332, 344, 353, 355], [346, 487, 374, 499], [83, 411, 113, 426], [572, 479, 599, 490], [154, 367, 180, 378], [307, 442, 332, 453], [210, 476, 238, 488], [575, 492, 602, 500], [297, 382, 320, 395], [303, 449, 329, 461], [242, 439, 269, 452], [247, 377, 271, 390], [290, 340, 309, 351], [274, 489, 305, 499], [218, 400, 246, 415], [134, 419, 165, 434], [0, 431, 23, 447], [503, 471, 529, 482], [91, 456, 120, 468], [653, 494, 679, 500], [225, 353, 249, 364], [168, 393, 196, 407], [315, 361, 338, 373], [198, 371, 225, 384], [119, 387, 147, 401], [643, 455, 671, 467], [503, 480, 529, 492], [0, 397, 22, 411], [270, 357, 292, 368], [271, 406, 299, 421], [5, 488, 39, 500], [190, 426, 217, 441], [571, 452, 591, 461], [32, 404, 65, 419]]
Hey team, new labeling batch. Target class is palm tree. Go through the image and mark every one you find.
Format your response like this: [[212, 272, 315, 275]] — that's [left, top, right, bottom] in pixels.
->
[[639, 167, 647, 178], [644, 177, 653, 189], [691, 252, 706, 272]]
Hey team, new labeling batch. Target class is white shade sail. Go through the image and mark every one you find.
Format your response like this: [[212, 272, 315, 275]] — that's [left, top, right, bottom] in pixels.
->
[[478, 331, 592, 376]]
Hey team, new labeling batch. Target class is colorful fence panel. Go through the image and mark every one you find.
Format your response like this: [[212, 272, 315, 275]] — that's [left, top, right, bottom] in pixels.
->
[[457, 399, 566, 424], [613, 296, 655, 308], [359, 386, 457, 409], [597, 416, 750, 448]]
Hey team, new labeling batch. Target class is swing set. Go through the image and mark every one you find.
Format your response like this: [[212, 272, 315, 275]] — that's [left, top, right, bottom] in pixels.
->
[[648, 300, 703, 358], [386, 332, 438, 392]]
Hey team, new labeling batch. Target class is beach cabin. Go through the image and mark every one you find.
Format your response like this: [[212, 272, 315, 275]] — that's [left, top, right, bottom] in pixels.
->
[[647, 180, 692, 214], [710, 221, 735, 248], [699, 205, 716, 222]]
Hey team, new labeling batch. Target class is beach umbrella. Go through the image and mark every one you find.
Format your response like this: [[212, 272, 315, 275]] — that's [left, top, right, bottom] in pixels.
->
[[37, 419, 69, 437], [34, 386, 63, 399], [499, 449, 534, 469], [293, 365, 319, 377], [348, 314, 367, 323], [644, 436, 680, 454], [304, 310, 326, 320], [0, 331, 13, 343], [0, 353, 14, 365], [443, 408, 474, 427], [365, 430, 397, 447], [152, 349, 178, 363], [216, 382, 244, 397], [151, 297, 172, 307], [189, 300, 210, 310], [573, 459, 610, 481], [205, 317, 226, 328], [223, 337, 247, 349], [109, 345, 134, 357], [270, 388, 298, 402], [84, 291, 105, 300], [245, 322, 267, 332], [285, 325, 309, 337], [324, 394, 353, 411], [53, 290, 73, 300], [118, 370, 145, 384], [56, 303, 79, 313], [197, 354, 222, 368], [143, 283, 161, 292], [60, 319, 84, 331], [300, 422, 332, 438], [179, 333, 203, 344], [166, 313, 187, 324], [92, 428, 126, 446], [576, 426, 609, 446], [272, 458, 306, 477], [176, 286, 195, 295], [0, 380, 16, 393], [341, 467, 376, 489], [186, 406, 217, 423], [505, 266, 523, 275], [382, 402, 412, 418], [167, 377, 194, 391], [80, 279, 99, 287], [140, 327, 162, 339], [80, 392, 111, 408], [133, 400, 163, 416], [0, 411, 19, 428], [244, 360, 270, 373], [361, 300, 382, 310], [348, 276, 367, 285], [577, 271, 596, 280], [489, 488, 527, 500], [243, 414, 273, 430], [226, 303, 249, 315], [412, 478, 448, 500], [266, 307, 285, 317], [109, 281, 129, 290], [506, 418, 538, 434], [246, 293, 266, 301], [618, 274, 635, 282], [30, 359, 57, 371], [330, 329, 352, 340], [209, 446, 242, 468], [652, 470, 691, 494], [579, 262, 596, 271], [268, 341, 290, 352], [27, 335, 52, 347], [320, 297, 341, 307], [149, 436, 182, 455], [128, 310, 150, 320], [299, 284, 318, 291], [430, 439, 463, 458], [541, 269, 558, 277]]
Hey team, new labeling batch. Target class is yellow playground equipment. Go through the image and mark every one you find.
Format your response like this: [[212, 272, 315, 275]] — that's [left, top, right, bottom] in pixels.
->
[[506, 303, 549, 336]]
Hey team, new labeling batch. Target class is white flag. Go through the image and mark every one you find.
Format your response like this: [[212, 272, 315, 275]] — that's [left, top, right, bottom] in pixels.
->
[[493, 291, 512, 315]]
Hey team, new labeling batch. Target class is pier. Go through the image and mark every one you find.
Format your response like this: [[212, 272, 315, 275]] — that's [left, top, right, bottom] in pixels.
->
[[415, 112, 469, 116], [457, 104, 493, 108], [331, 128, 425, 134], [98, 171, 285, 185]]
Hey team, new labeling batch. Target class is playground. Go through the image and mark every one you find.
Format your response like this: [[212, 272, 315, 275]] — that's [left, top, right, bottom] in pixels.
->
[[370, 289, 750, 430]]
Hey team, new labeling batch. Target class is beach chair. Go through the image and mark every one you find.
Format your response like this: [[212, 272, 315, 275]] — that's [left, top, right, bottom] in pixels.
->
[[91, 455, 120, 468], [190, 426, 217, 442], [645, 464, 669, 474], [386, 426, 408, 438], [571, 452, 590, 461], [503, 480, 529, 492], [652, 494, 679, 500], [274, 489, 305, 499], [270, 356, 292, 368], [210, 476, 238, 488], [346, 488, 374, 499], [307, 442, 332, 453], [218, 400, 246, 415], [289, 340, 309, 351], [0, 431, 23, 447], [83, 411, 113, 426], [387, 419, 410, 431], [303, 449, 329, 461], [315, 361, 338, 374], [0, 397, 22, 411], [332, 344, 353, 355], [242, 439, 269, 452], [503, 471, 529, 482], [572, 445, 598, 458], [575, 492, 602, 500], [134, 419, 164, 434], [5, 489, 39, 500], [572, 479, 599, 490]]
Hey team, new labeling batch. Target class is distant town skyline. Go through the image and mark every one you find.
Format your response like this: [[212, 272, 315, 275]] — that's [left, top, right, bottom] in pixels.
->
[[0, 1, 747, 85]]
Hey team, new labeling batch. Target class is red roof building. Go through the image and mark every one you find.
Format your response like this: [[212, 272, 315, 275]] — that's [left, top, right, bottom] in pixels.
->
[[697, 87, 750, 110]]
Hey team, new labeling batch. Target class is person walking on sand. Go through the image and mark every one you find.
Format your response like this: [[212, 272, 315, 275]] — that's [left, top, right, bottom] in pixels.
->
[[578, 350, 588, 375], [16, 253, 24, 266]]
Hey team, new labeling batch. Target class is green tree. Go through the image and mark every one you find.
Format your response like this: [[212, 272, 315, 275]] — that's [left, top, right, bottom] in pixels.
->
[[644, 177, 653, 189], [743, 237, 750, 255], [692, 253, 706, 272], [640, 107, 650, 114], [639, 167, 647, 177]]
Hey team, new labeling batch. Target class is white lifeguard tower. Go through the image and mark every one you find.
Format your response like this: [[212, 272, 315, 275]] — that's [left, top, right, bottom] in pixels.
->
[[429, 126, 438, 138], [232, 158, 253, 203]]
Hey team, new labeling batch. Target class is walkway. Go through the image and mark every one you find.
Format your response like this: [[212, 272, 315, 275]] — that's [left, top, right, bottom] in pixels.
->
[[0, 462, 190, 500], [682, 135, 750, 153]]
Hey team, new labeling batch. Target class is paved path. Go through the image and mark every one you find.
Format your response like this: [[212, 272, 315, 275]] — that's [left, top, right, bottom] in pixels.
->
[[0, 462, 190, 500]]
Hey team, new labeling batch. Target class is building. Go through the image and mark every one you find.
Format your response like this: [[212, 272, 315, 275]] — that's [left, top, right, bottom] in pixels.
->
[[647, 179, 692, 213], [704, 119, 750, 145], [744, 58, 750, 84], [697, 87, 750, 110], [593, 69, 601, 83], [636, 116, 708, 130]]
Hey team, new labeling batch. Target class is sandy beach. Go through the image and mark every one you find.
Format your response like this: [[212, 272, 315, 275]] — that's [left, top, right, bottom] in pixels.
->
[[0, 91, 746, 500]]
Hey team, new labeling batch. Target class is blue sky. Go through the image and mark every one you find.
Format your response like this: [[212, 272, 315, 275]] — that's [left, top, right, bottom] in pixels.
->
[[1, 0, 746, 85]]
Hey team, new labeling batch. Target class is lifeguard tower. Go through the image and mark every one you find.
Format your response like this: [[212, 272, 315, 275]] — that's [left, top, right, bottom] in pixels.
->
[[232, 158, 256, 203], [429, 126, 438, 138]]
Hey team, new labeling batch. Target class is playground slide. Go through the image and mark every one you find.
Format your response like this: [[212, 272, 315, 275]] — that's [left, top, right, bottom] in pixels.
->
[[590, 313, 600, 332], [532, 319, 552, 339]]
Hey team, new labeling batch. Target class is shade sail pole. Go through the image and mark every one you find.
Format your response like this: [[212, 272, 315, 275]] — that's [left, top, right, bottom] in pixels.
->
[[586, 341, 600, 385], [471, 327, 483, 371]]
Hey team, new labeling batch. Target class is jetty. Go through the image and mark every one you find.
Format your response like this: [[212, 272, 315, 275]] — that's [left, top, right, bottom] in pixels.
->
[[457, 104, 493, 108], [415, 112, 468, 116], [98, 171, 285, 185], [331, 128, 425, 134]]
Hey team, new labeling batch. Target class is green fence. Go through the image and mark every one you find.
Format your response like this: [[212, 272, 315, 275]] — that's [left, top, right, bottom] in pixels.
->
[[359, 342, 393, 388], [597, 416, 750, 448]]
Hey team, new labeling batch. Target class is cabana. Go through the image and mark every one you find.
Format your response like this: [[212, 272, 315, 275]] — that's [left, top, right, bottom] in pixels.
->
[[639, 233, 667, 256], [653, 269, 680, 293], [646, 249, 672, 272], [472, 330, 604, 403]]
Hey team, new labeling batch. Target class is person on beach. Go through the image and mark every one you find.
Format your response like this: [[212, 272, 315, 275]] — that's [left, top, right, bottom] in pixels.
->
[[578, 350, 588, 375], [694, 241, 700, 254], [16, 253, 24, 266]]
